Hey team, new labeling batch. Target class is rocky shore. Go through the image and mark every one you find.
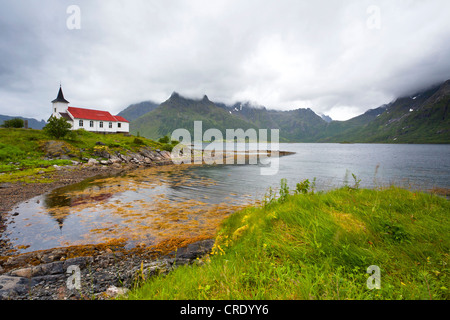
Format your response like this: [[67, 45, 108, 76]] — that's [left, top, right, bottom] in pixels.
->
[[0, 238, 214, 300], [0, 146, 211, 300]]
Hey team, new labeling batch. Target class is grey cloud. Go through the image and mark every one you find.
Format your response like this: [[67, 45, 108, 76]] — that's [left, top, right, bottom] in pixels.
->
[[0, 0, 449, 121]]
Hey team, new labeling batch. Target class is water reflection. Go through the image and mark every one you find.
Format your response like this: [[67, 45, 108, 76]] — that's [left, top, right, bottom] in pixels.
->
[[2, 143, 449, 255], [2, 164, 254, 254], [42, 175, 124, 230]]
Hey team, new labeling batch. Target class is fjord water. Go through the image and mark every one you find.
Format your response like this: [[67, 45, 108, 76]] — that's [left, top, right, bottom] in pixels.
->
[[192, 142, 450, 194], [3, 143, 449, 254]]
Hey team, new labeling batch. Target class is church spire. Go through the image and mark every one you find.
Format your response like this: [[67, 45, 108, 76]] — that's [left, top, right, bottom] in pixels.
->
[[51, 85, 70, 103]]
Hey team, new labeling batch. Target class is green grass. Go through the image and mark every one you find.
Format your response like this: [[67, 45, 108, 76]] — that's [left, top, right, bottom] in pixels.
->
[[62, 128, 163, 154], [0, 128, 163, 183], [124, 183, 449, 300]]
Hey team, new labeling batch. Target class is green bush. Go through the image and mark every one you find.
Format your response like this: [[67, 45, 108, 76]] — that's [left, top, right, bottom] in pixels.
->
[[158, 135, 170, 144], [1, 118, 24, 128], [295, 179, 310, 194], [43, 116, 72, 139], [161, 143, 174, 152]]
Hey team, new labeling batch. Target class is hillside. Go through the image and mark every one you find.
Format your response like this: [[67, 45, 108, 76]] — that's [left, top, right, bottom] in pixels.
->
[[125, 79, 450, 143], [131, 94, 328, 142], [117, 101, 160, 122], [217, 102, 327, 142], [130, 93, 258, 140], [320, 81, 450, 143], [0, 128, 164, 183]]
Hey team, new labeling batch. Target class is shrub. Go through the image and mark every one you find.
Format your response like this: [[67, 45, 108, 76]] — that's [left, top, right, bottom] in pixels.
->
[[162, 143, 173, 152], [43, 116, 72, 139], [158, 135, 170, 144], [1, 118, 24, 128], [295, 179, 310, 194]]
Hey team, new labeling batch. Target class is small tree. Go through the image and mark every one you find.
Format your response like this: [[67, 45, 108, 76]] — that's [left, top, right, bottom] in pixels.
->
[[158, 135, 170, 144], [1, 118, 24, 128], [44, 116, 72, 139]]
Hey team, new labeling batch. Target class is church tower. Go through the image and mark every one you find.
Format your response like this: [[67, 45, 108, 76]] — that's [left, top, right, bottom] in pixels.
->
[[51, 85, 70, 117]]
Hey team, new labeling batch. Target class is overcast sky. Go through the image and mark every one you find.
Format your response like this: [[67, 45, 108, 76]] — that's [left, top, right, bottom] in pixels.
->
[[1, 0, 450, 121]]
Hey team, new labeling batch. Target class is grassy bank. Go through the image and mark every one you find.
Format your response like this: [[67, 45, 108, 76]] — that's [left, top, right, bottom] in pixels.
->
[[124, 183, 449, 300], [0, 128, 163, 183]]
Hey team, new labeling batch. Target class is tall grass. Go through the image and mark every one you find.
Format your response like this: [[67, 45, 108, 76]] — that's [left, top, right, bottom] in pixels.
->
[[125, 182, 449, 300]]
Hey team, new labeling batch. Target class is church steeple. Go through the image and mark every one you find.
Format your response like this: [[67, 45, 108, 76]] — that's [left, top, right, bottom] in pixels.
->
[[51, 85, 70, 117], [52, 85, 70, 104]]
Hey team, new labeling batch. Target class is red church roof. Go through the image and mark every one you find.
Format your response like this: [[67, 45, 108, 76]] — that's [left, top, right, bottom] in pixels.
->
[[67, 107, 129, 122], [113, 115, 129, 123]]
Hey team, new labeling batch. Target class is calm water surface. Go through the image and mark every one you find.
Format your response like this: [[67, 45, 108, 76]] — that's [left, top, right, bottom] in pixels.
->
[[2, 143, 449, 254]]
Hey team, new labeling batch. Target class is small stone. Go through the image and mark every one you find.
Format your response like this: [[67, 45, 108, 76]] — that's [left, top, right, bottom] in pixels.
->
[[40, 261, 64, 275], [10, 267, 32, 278], [0, 275, 29, 299], [87, 158, 99, 165], [111, 163, 122, 169], [63, 256, 93, 270], [105, 285, 129, 298], [109, 156, 121, 164]]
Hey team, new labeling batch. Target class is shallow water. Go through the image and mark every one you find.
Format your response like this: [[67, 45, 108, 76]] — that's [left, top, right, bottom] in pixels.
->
[[2, 143, 449, 255]]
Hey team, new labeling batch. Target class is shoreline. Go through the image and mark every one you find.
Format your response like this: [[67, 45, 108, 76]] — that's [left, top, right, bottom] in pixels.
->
[[0, 149, 296, 215], [0, 160, 217, 300], [0, 164, 131, 214], [0, 156, 184, 299], [0, 150, 294, 300]]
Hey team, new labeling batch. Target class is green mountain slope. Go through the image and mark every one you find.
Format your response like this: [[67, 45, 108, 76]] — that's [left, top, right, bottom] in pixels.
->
[[320, 80, 450, 143], [130, 93, 259, 140], [125, 79, 450, 143], [216, 102, 327, 142], [117, 101, 160, 122]]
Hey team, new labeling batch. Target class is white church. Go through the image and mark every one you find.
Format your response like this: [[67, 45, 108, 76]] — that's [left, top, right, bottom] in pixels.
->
[[50, 86, 129, 133]]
